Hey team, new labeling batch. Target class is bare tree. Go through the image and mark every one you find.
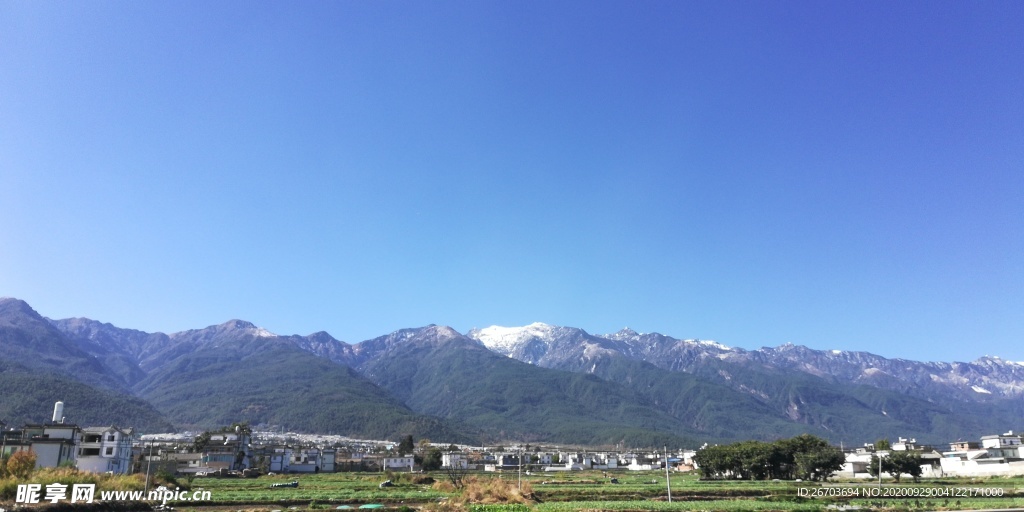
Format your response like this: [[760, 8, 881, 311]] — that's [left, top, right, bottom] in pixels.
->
[[443, 458, 469, 489]]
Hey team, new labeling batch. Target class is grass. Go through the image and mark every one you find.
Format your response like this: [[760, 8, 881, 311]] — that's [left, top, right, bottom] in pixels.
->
[[187, 470, 1021, 510], [534, 500, 826, 511], [178, 472, 453, 504], [3, 469, 1021, 511], [0, 467, 153, 501]]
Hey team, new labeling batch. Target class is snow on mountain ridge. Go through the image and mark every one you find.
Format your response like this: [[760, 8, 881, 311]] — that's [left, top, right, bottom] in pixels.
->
[[695, 339, 732, 351], [168, 319, 278, 340], [470, 322, 560, 354]]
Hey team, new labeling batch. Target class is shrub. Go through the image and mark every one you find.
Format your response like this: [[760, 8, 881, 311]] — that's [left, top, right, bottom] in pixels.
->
[[155, 470, 181, 489], [459, 477, 533, 505], [1, 477, 21, 500], [411, 475, 436, 485], [6, 450, 36, 479], [433, 480, 457, 493]]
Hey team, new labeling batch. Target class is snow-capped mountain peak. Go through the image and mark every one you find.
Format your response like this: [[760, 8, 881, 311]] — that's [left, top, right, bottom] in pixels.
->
[[692, 339, 732, 351], [469, 322, 559, 353]]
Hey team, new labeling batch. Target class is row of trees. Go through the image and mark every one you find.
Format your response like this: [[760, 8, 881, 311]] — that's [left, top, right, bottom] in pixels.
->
[[692, 434, 845, 481]]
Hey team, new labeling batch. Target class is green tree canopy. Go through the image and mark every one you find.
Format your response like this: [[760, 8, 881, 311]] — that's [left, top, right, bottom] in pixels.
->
[[422, 447, 443, 471], [694, 434, 844, 481], [886, 451, 923, 483], [397, 434, 415, 455]]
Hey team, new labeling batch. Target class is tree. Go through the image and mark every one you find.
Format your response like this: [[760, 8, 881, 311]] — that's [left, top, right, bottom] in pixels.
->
[[694, 444, 736, 479], [734, 441, 774, 480], [7, 450, 36, 479], [695, 435, 843, 481], [422, 448, 443, 471], [778, 434, 837, 480], [443, 459, 468, 490], [192, 431, 212, 452], [794, 445, 845, 481], [868, 455, 882, 478], [874, 439, 891, 451], [227, 422, 252, 437], [417, 438, 433, 454], [398, 435, 415, 455], [886, 451, 923, 483]]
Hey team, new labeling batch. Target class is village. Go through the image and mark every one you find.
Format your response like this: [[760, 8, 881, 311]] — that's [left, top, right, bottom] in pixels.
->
[[2, 402, 1022, 481]]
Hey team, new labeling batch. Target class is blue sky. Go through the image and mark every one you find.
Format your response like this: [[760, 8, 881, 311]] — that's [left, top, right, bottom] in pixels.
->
[[1, 1, 1021, 362]]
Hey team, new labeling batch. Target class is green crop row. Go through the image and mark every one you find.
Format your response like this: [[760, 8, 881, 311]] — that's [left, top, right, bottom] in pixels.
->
[[534, 499, 825, 512]]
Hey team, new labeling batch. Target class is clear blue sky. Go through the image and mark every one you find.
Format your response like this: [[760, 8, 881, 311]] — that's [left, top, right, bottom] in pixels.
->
[[2, 1, 1021, 362]]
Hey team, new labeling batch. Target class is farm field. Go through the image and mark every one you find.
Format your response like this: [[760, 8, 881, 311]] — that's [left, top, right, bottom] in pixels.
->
[[170, 471, 1024, 512]]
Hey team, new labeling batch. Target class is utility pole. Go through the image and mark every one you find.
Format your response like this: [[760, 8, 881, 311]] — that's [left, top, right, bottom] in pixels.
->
[[518, 446, 522, 491], [145, 441, 154, 494], [877, 452, 883, 488], [664, 446, 672, 503]]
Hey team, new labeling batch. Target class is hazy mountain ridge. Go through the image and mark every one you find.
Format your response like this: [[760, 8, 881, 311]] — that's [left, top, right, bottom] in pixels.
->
[[0, 299, 132, 392], [50, 317, 171, 385], [467, 323, 1024, 443], [3, 297, 1021, 444], [745, 344, 1024, 401], [469, 322, 1024, 401], [1, 298, 472, 441], [353, 325, 701, 446]]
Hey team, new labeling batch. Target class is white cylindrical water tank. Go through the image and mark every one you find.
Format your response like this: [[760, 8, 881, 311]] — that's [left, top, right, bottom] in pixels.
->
[[52, 401, 64, 423]]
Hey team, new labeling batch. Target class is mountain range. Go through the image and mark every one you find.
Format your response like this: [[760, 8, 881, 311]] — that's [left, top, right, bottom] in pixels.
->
[[1, 297, 1021, 447]]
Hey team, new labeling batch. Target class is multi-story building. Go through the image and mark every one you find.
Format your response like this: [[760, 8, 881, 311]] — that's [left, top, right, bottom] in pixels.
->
[[202, 432, 251, 471], [77, 426, 134, 474], [980, 431, 1022, 460], [383, 454, 415, 472], [21, 423, 81, 469], [949, 441, 981, 452], [442, 452, 468, 469]]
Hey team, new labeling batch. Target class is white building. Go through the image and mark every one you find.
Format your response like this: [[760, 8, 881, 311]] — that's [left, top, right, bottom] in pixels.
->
[[936, 430, 1024, 477], [980, 431, 1022, 459], [591, 452, 620, 469], [261, 446, 293, 473], [939, 450, 1024, 477], [891, 437, 920, 451], [627, 457, 657, 471], [320, 448, 336, 472], [383, 455, 414, 472], [289, 448, 335, 473], [442, 453, 468, 469], [21, 423, 80, 469], [77, 426, 134, 474]]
